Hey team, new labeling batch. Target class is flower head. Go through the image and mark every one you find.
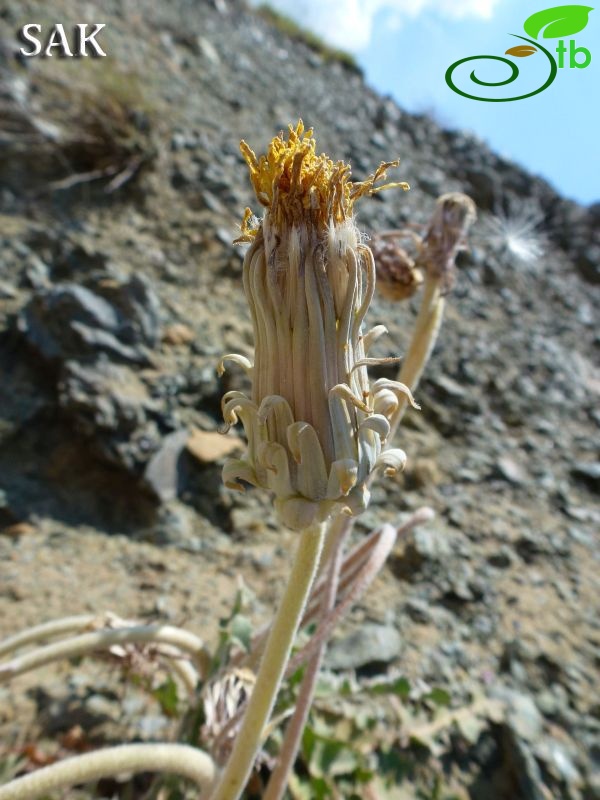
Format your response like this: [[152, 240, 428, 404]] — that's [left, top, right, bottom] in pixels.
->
[[371, 233, 424, 301], [416, 192, 477, 292], [220, 122, 416, 530], [484, 200, 545, 266]]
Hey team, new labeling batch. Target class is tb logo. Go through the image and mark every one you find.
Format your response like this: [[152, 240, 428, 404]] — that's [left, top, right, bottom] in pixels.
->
[[445, 4, 593, 102]]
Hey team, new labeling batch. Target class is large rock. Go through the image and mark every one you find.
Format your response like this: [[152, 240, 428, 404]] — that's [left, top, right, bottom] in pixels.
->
[[325, 623, 403, 671], [18, 273, 161, 365]]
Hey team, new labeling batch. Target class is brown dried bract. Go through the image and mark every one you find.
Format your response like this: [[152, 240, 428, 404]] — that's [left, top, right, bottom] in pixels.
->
[[371, 234, 424, 301]]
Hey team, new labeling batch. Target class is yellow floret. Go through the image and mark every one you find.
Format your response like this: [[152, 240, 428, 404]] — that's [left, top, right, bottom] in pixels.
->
[[236, 120, 409, 240]]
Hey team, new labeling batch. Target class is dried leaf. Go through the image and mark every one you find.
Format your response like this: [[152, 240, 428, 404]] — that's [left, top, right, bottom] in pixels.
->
[[505, 45, 538, 57]]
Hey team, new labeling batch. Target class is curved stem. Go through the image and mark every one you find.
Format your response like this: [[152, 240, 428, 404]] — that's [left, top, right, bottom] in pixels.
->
[[209, 522, 325, 800], [0, 615, 96, 660], [0, 743, 215, 800], [158, 651, 200, 697], [0, 625, 210, 684]]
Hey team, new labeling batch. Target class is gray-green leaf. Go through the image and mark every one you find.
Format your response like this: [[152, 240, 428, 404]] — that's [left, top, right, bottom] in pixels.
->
[[523, 5, 593, 39], [230, 614, 252, 651]]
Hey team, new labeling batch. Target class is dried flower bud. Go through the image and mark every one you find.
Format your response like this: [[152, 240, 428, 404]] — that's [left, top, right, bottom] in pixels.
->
[[201, 668, 258, 767], [371, 234, 424, 301], [416, 192, 477, 291], [220, 121, 417, 530]]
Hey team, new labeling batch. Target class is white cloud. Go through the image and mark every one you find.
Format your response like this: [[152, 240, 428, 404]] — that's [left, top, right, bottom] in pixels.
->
[[259, 0, 501, 51]]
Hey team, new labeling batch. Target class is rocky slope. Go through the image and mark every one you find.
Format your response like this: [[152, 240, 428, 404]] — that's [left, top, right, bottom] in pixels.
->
[[0, 0, 598, 798]]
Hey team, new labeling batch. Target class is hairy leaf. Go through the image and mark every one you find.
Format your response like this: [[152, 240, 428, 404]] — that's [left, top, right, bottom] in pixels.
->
[[425, 687, 451, 707], [367, 676, 411, 698]]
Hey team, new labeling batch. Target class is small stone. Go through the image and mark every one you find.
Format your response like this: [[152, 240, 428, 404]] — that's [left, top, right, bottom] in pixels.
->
[[445, 561, 476, 601], [0, 280, 18, 299], [195, 36, 220, 65], [1, 522, 35, 538], [186, 428, 244, 463], [59, 361, 150, 434], [494, 456, 528, 486], [501, 724, 547, 800], [154, 595, 177, 619], [493, 688, 544, 742], [571, 461, 600, 491], [488, 546, 514, 568], [137, 714, 170, 739], [408, 458, 443, 488], [392, 525, 452, 581], [409, 527, 452, 562], [404, 597, 432, 624], [567, 526, 594, 547], [251, 551, 274, 570], [431, 374, 468, 399], [85, 693, 120, 718], [472, 614, 495, 639], [230, 508, 266, 535], [144, 430, 189, 502], [536, 739, 581, 784], [200, 190, 225, 213], [216, 227, 234, 246], [536, 690, 559, 717], [306, 51, 323, 68], [370, 131, 387, 149], [325, 623, 403, 671], [563, 504, 599, 523], [24, 254, 50, 288], [162, 323, 195, 346], [143, 501, 216, 551]]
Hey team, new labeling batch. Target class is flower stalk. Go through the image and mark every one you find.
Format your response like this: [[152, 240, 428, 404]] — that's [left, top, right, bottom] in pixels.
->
[[381, 192, 477, 435], [209, 521, 325, 800], [263, 519, 346, 800], [215, 121, 415, 798]]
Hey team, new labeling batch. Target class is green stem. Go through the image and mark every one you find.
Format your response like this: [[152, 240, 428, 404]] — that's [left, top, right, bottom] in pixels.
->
[[209, 522, 326, 800], [263, 516, 348, 800]]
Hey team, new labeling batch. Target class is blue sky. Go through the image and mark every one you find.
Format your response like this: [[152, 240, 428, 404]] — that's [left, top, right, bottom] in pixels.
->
[[261, 0, 598, 205]]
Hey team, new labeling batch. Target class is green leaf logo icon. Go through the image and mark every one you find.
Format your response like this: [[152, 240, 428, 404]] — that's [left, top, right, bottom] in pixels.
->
[[523, 5, 594, 39]]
